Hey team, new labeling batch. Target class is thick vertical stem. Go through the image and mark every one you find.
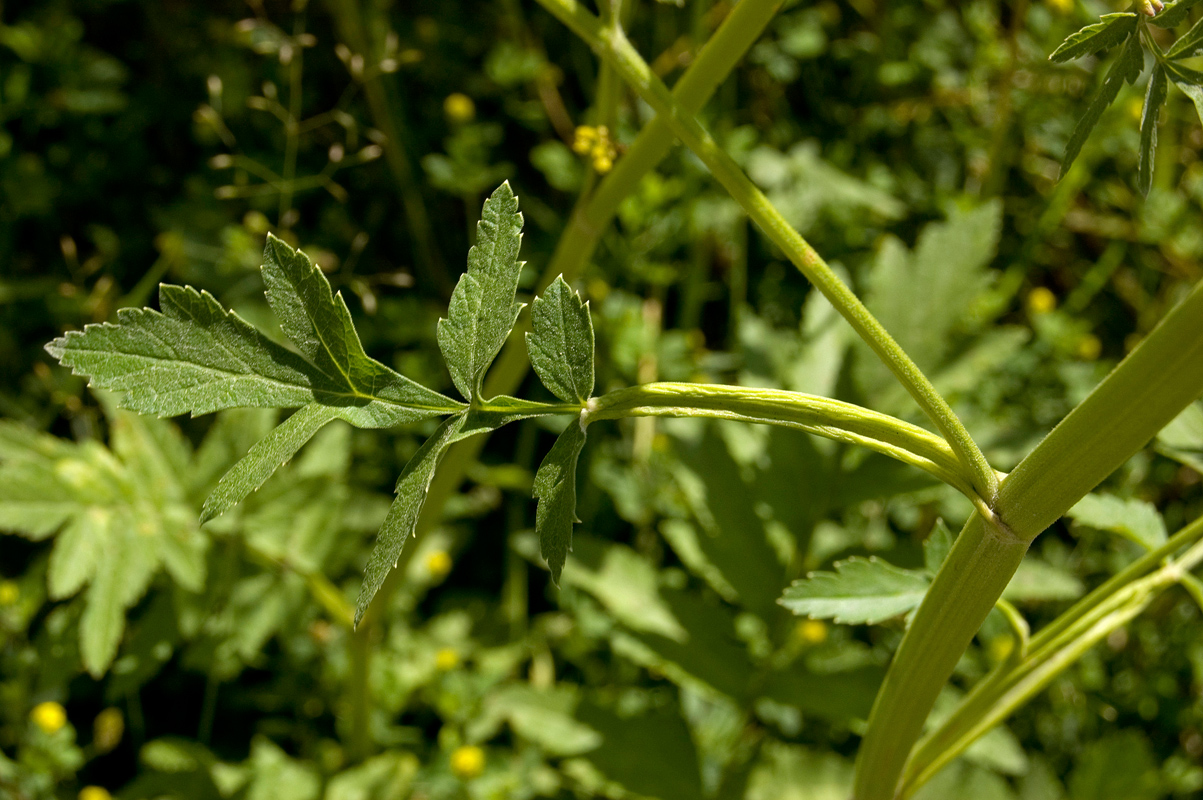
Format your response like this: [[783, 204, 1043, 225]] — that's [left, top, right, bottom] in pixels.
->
[[855, 277, 1203, 799]]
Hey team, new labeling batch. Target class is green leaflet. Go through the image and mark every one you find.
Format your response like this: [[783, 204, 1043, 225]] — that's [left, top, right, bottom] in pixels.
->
[[1166, 62, 1203, 127], [533, 419, 587, 585], [527, 275, 595, 405], [260, 234, 462, 425], [200, 403, 340, 523], [46, 270, 460, 426], [1165, 13, 1203, 57], [1067, 493, 1168, 549], [356, 414, 470, 625], [1048, 13, 1137, 63], [1152, 0, 1203, 28], [780, 544, 1081, 626], [1138, 65, 1168, 196], [437, 182, 526, 401], [1060, 34, 1145, 177], [46, 284, 317, 417], [779, 557, 930, 625]]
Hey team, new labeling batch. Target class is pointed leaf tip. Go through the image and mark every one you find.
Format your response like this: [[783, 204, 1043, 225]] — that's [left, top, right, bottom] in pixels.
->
[[438, 182, 526, 401]]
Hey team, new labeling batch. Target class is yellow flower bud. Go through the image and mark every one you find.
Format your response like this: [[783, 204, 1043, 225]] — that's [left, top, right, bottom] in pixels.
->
[[31, 701, 67, 734], [573, 125, 598, 155], [435, 647, 460, 671], [443, 93, 475, 123], [1026, 286, 1056, 315], [425, 550, 453, 578], [1076, 334, 1102, 361], [450, 744, 485, 779], [795, 619, 829, 645], [79, 787, 112, 800]]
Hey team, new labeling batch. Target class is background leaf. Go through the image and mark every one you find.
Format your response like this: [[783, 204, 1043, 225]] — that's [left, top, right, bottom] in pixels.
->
[[779, 557, 929, 625]]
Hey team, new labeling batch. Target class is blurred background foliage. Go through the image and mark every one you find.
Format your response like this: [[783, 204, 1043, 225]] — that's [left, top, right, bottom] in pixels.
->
[[3, 0, 1203, 798]]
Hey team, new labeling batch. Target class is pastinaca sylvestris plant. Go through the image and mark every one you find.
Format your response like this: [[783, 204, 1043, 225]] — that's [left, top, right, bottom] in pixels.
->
[[42, 0, 1203, 797]]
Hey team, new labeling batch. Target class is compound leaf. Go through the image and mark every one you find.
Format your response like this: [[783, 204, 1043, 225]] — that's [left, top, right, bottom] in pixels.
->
[[356, 414, 469, 625], [1138, 64, 1168, 195], [1049, 13, 1138, 63], [779, 557, 930, 625], [533, 420, 587, 585], [438, 182, 525, 401], [1061, 34, 1145, 177], [527, 275, 595, 404]]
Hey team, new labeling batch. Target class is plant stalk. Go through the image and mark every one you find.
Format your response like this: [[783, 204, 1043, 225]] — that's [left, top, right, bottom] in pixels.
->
[[854, 276, 1203, 800], [588, 382, 980, 500], [530, 0, 999, 502]]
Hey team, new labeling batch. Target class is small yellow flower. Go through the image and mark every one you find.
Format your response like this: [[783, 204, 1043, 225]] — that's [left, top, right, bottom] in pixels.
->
[[1076, 334, 1102, 361], [1026, 286, 1056, 315], [435, 647, 460, 671], [795, 619, 829, 645], [444, 93, 475, 123], [31, 701, 67, 734], [572, 125, 617, 173], [1046, 0, 1074, 14], [450, 744, 485, 779], [0, 580, 18, 605], [93, 708, 124, 753], [425, 550, 453, 578], [572, 125, 598, 155], [79, 787, 112, 800]]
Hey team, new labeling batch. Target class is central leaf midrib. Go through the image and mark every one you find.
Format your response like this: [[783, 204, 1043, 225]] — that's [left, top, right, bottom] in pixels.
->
[[76, 346, 461, 414]]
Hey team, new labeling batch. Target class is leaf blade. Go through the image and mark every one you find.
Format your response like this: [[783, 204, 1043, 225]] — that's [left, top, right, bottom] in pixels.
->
[[437, 182, 525, 400], [779, 557, 930, 625], [46, 284, 318, 417], [1049, 13, 1138, 62], [533, 419, 587, 584], [527, 275, 595, 404], [1138, 64, 1169, 195], [355, 414, 470, 625], [200, 403, 339, 523], [1061, 34, 1145, 177]]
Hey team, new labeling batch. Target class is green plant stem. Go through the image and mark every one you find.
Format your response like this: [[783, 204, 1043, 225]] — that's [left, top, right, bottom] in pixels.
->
[[854, 276, 1203, 800], [530, 0, 998, 503], [901, 514, 1203, 796], [588, 382, 981, 502]]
